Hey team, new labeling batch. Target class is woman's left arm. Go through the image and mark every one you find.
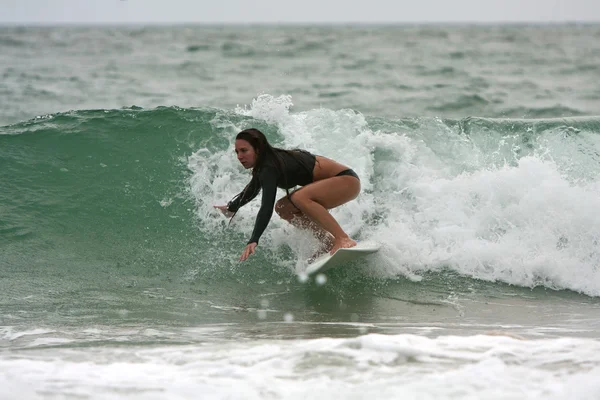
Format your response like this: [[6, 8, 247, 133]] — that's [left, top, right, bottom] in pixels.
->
[[240, 167, 278, 261]]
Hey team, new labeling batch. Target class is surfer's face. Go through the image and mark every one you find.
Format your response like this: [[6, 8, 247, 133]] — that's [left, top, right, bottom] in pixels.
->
[[235, 139, 258, 169]]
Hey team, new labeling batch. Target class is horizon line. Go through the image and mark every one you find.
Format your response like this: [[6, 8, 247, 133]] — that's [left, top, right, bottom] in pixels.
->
[[1, 20, 599, 27]]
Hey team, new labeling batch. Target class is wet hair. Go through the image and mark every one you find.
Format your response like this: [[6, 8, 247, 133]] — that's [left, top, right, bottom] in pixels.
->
[[228, 128, 314, 222]]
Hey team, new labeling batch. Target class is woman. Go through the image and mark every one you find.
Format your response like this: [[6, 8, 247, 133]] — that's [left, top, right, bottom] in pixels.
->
[[214, 128, 360, 261]]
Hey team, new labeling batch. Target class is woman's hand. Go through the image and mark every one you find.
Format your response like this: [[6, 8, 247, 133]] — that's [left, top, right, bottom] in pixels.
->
[[214, 205, 234, 218], [240, 242, 257, 261]]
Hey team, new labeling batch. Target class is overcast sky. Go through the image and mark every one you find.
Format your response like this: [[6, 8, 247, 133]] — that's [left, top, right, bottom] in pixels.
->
[[2, 0, 599, 24]]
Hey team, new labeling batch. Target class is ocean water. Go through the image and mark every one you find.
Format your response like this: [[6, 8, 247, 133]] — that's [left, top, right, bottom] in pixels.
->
[[1, 24, 600, 399]]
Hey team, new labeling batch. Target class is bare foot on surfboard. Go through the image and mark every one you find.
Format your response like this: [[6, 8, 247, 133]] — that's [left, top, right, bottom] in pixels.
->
[[330, 237, 357, 255]]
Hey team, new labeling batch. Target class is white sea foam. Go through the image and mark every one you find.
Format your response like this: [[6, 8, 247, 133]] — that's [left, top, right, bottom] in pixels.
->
[[1, 333, 599, 400]]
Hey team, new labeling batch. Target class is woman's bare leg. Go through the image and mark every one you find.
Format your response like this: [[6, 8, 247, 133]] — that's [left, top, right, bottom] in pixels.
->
[[276, 198, 334, 254], [275, 175, 360, 254]]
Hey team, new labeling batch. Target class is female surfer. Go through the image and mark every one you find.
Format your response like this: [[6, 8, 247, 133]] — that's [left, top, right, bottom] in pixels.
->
[[214, 128, 360, 261]]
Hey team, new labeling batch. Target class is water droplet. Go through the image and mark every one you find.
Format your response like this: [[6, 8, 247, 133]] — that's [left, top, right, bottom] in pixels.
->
[[316, 274, 327, 285]]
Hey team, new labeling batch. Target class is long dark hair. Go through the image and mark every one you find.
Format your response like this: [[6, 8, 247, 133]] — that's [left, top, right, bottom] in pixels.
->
[[236, 128, 286, 178], [228, 128, 313, 221]]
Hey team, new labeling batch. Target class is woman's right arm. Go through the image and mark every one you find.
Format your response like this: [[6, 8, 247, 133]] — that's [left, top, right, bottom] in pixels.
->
[[226, 178, 261, 212], [214, 176, 261, 216]]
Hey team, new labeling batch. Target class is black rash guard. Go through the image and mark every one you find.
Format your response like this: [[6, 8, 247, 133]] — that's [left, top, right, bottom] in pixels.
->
[[227, 150, 316, 244]]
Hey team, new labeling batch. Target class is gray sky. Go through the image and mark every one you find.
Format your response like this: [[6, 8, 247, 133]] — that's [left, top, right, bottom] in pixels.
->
[[2, 0, 599, 24]]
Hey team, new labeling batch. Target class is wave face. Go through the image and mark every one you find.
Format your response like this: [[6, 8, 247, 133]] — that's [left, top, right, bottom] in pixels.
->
[[2, 95, 599, 296]]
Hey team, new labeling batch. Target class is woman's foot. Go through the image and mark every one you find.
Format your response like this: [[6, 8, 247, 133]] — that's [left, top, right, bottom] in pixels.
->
[[330, 237, 357, 255]]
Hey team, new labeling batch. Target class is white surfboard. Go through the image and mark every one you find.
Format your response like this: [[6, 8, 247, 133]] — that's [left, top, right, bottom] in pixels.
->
[[305, 241, 380, 276]]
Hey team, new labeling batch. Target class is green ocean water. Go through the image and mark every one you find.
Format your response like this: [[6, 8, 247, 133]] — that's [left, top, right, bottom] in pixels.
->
[[2, 24, 600, 399]]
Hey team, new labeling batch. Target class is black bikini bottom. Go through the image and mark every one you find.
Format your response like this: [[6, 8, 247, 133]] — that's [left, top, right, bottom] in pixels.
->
[[335, 168, 360, 180], [286, 168, 360, 210]]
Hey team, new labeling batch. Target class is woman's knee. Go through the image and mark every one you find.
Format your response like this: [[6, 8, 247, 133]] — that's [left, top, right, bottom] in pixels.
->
[[275, 197, 299, 220], [274, 198, 287, 216]]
